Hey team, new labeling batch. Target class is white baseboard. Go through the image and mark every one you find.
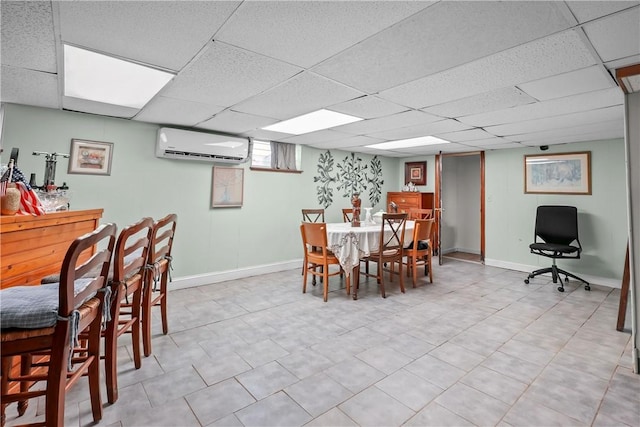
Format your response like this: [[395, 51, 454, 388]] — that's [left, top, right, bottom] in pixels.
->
[[170, 259, 301, 290], [484, 258, 622, 289], [169, 257, 621, 291], [442, 247, 481, 255]]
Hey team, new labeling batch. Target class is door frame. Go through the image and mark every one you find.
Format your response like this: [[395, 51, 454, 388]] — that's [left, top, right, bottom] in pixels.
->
[[435, 151, 485, 265]]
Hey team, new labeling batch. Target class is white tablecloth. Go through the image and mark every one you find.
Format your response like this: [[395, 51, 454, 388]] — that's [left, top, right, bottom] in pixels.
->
[[326, 221, 415, 276]]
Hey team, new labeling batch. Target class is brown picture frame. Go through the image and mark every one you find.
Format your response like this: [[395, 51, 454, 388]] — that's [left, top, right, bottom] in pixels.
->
[[68, 139, 114, 176], [404, 161, 426, 186], [524, 151, 591, 195]]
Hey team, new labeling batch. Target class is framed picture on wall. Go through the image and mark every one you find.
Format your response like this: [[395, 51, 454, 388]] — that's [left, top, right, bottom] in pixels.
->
[[211, 166, 244, 208], [524, 151, 591, 195], [68, 139, 114, 175], [404, 161, 426, 185]]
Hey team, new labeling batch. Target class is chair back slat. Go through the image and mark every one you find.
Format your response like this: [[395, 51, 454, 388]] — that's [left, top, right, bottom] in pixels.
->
[[59, 223, 117, 316], [301, 222, 328, 251], [414, 218, 434, 243], [409, 208, 433, 220], [115, 217, 154, 283], [342, 208, 353, 222], [149, 214, 178, 264], [302, 209, 325, 223], [380, 213, 407, 251]]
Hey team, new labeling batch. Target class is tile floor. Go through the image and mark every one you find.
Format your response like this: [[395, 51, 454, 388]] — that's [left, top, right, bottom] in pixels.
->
[[5, 259, 639, 427]]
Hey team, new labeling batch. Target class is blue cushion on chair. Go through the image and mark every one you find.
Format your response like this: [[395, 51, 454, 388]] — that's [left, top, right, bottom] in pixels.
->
[[0, 279, 94, 329]]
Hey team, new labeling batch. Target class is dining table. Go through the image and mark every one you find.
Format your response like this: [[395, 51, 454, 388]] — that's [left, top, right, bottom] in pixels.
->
[[326, 220, 415, 299]]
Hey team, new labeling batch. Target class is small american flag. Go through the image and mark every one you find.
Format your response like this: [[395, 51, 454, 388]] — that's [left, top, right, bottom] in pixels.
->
[[0, 180, 7, 197]]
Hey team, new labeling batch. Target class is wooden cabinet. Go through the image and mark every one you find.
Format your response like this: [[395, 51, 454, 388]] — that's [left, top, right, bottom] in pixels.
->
[[0, 209, 103, 289], [387, 192, 438, 252], [387, 192, 434, 214]]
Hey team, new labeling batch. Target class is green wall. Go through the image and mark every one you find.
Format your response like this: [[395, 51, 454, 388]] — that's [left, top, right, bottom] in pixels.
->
[[1, 104, 629, 288], [0, 104, 400, 284]]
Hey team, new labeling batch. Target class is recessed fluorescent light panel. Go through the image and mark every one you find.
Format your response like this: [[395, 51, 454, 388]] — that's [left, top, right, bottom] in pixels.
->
[[262, 109, 363, 135], [64, 45, 174, 109], [366, 136, 451, 150]]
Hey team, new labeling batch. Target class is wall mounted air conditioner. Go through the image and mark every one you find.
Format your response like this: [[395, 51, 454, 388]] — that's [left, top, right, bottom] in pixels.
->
[[156, 127, 250, 163]]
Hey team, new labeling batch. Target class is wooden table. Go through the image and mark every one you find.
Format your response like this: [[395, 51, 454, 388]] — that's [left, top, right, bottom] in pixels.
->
[[1, 209, 103, 289]]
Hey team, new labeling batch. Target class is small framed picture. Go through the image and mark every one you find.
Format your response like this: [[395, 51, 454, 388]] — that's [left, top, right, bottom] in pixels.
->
[[68, 139, 114, 175], [404, 161, 426, 185], [212, 166, 244, 208]]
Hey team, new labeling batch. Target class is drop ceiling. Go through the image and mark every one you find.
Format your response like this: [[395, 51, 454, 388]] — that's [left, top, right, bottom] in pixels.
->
[[1, 1, 638, 157]]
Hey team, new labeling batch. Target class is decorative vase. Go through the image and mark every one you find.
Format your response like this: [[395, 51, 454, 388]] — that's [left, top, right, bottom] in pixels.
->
[[364, 207, 373, 225], [1, 184, 20, 215]]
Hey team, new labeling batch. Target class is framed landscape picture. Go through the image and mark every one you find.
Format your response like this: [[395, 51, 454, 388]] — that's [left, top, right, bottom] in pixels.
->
[[524, 151, 591, 195]]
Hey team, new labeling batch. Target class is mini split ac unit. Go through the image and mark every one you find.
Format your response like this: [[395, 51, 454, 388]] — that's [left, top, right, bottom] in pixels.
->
[[156, 127, 250, 163]]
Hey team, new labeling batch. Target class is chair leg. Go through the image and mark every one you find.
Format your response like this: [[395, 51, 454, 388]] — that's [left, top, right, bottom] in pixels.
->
[[160, 273, 169, 335], [322, 266, 329, 302], [142, 285, 153, 358], [87, 320, 103, 423], [132, 292, 143, 369]]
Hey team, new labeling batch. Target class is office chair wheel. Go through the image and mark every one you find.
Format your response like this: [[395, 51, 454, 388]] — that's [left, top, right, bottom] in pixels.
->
[[585, 285, 591, 291], [557, 286, 564, 292], [524, 278, 529, 284]]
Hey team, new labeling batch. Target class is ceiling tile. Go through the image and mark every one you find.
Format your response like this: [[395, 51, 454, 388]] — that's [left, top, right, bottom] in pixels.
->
[[380, 29, 598, 109], [582, 7, 640, 62], [57, 1, 241, 71], [436, 129, 497, 142], [198, 110, 277, 135], [232, 72, 365, 120], [161, 42, 301, 109], [367, 119, 471, 141], [422, 87, 536, 118], [62, 96, 138, 119], [1, 66, 59, 109], [215, 1, 431, 68], [518, 65, 616, 100], [280, 129, 353, 145], [328, 96, 408, 120], [134, 96, 225, 128], [486, 105, 623, 136], [313, 1, 573, 93], [459, 87, 623, 127], [457, 137, 514, 147], [307, 135, 386, 150], [566, 1, 639, 23], [333, 110, 441, 136], [1, 1, 56, 72], [505, 119, 623, 142]]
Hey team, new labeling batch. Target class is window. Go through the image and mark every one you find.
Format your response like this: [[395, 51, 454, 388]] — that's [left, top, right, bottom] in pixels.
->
[[250, 139, 302, 172]]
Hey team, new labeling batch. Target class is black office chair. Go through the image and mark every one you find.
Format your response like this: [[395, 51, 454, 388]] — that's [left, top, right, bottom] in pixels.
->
[[524, 205, 590, 292]]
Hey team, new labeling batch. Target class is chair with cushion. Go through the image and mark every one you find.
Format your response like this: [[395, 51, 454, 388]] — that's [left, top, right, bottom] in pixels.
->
[[142, 214, 177, 357], [0, 223, 117, 427], [300, 222, 349, 302], [103, 217, 154, 403], [359, 213, 407, 299], [403, 219, 435, 287], [342, 208, 353, 223], [524, 205, 590, 292]]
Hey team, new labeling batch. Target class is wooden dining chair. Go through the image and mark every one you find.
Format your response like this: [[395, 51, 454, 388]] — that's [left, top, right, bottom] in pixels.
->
[[103, 217, 154, 403], [408, 208, 433, 220], [302, 208, 325, 223], [300, 222, 349, 302], [359, 213, 407, 299], [301, 208, 325, 285], [342, 208, 353, 223], [142, 213, 177, 357], [0, 223, 117, 427], [403, 218, 435, 287]]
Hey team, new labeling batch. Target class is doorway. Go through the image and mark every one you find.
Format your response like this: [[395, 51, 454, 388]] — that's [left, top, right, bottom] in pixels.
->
[[435, 151, 485, 265]]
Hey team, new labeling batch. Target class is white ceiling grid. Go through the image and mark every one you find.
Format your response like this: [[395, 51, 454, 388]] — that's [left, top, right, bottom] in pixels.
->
[[1, 0, 639, 157]]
